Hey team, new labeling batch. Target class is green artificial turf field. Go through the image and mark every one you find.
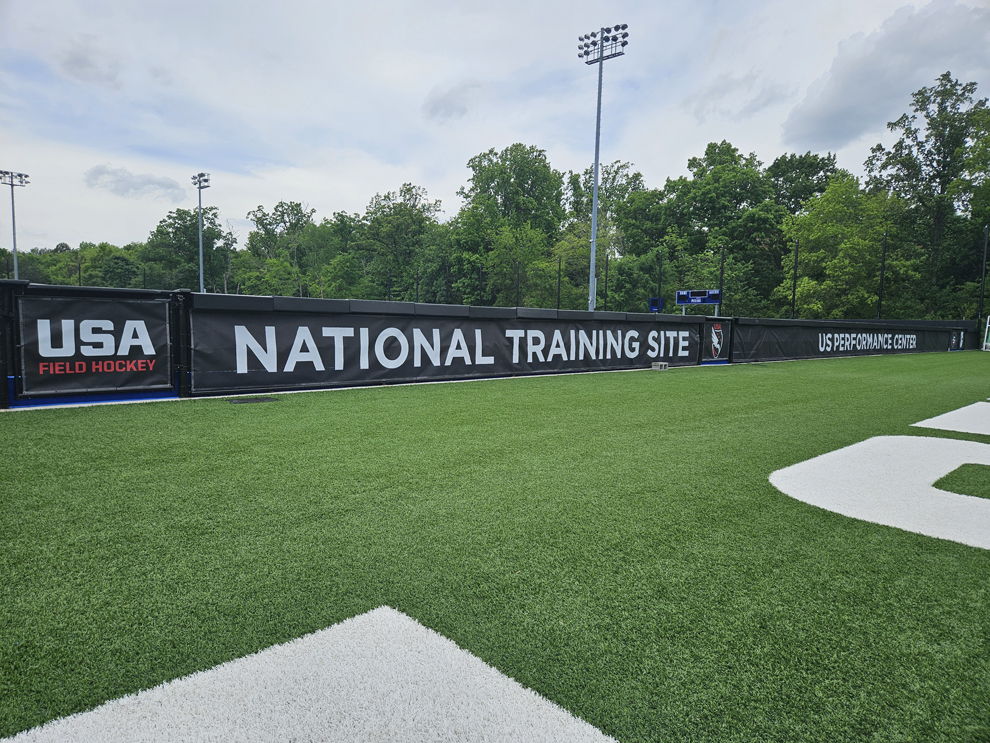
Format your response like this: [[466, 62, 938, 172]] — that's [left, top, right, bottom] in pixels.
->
[[2, 351, 990, 742], [936, 464, 990, 500]]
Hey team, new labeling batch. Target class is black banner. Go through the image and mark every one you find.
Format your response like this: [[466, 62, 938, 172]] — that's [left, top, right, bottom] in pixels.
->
[[731, 322, 954, 362], [190, 310, 701, 392], [18, 296, 172, 395], [702, 319, 731, 363]]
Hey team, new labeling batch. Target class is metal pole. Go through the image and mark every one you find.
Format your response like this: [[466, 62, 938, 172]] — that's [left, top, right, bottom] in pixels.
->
[[516, 261, 519, 307], [557, 256, 562, 310], [877, 231, 888, 320], [479, 264, 483, 306], [387, 268, 391, 301], [657, 250, 662, 313], [416, 268, 420, 304], [197, 185, 205, 293], [717, 244, 726, 317], [790, 238, 799, 319], [603, 253, 609, 312], [10, 183, 18, 281], [978, 225, 989, 322], [588, 49, 604, 311]]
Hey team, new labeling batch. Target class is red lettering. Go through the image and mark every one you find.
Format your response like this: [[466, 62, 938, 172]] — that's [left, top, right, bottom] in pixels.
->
[[126, 360, 137, 372], [116, 360, 126, 372], [148, 359, 156, 371], [92, 361, 102, 372], [55, 362, 65, 374], [137, 360, 147, 371], [75, 361, 86, 373], [39, 363, 49, 374]]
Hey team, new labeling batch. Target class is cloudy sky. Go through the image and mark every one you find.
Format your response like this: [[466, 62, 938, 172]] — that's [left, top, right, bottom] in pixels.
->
[[1, 0, 989, 251]]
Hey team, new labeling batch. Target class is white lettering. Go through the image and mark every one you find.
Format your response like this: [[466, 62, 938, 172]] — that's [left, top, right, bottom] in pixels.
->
[[624, 329, 640, 358], [527, 330, 546, 363], [375, 328, 409, 369], [678, 330, 689, 357], [506, 329, 525, 364], [413, 328, 441, 367], [117, 321, 155, 356], [547, 330, 567, 361], [284, 326, 325, 372], [578, 329, 596, 360], [606, 330, 621, 360], [474, 329, 494, 365], [321, 327, 354, 370], [37, 319, 75, 358], [235, 325, 277, 373], [360, 328, 370, 369], [647, 330, 659, 358], [445, 328, 472, 365], [80, 320, 114, 357]]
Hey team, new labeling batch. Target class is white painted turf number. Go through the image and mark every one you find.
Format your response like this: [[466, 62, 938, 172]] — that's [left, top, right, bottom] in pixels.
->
[[770, 402, 990, 550]]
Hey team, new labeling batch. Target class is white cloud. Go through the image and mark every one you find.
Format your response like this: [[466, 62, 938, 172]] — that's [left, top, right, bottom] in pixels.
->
[[682, 72, 795, 123], [84, 165, 186, 202], [57, 35, 121, 89], [423, 80, 486, 121], [783, 1, 990, 150], [0, 0, 986, 251]]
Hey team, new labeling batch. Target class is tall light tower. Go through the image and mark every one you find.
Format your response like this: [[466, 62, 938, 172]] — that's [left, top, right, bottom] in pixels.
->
[[191, 172, 211, 293], [0, 170, 30, 281], [577, 24, 628, 311]]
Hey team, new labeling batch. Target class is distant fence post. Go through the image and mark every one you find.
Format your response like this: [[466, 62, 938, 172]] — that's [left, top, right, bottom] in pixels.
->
[[790, 239, 799, 319], [173, 289, 192, 398]]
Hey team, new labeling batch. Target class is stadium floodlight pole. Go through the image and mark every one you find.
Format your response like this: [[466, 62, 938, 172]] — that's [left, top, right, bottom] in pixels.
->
[[978, 225, 989, 323], [578, 23, 629, 311], [0, 171, 29, 281], [877, 231, 888, 320], [790, 238, 799, 319], [191, 172, 211, 293]]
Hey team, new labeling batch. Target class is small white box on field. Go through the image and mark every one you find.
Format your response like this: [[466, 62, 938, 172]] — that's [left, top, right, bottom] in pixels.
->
[[651, 362, 668, 371]]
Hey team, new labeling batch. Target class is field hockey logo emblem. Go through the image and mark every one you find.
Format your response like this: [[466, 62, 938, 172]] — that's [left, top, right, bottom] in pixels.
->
[[711, 323, 724, 357]]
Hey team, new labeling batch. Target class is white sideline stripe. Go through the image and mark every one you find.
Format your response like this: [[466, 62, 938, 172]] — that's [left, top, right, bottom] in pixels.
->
[[912, 401, 990, 436], [3, 607, 615, 743], [770, 436, 990, 550]]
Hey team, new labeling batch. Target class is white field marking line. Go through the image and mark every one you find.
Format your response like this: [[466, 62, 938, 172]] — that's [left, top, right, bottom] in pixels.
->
[[770, 436, 990, 550], [912, 401, 990, 436], [3, 606, 616, 743]]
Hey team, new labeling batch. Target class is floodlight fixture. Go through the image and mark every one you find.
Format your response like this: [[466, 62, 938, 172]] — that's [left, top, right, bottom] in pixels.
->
[[192, 172, 211, 293], [0, 170, 30, 280], [575, 24, 629, 311]]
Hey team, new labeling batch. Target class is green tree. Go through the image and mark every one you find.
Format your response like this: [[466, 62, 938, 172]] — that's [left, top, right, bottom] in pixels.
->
[[773, 174, 923, 319], [615, 141, 787, 315], [362, 184, 442, 301], [767, 151, 838, 214], [140, 207, 236, 291], [457, 143, 565, 242], [865, 72, 988, 311]]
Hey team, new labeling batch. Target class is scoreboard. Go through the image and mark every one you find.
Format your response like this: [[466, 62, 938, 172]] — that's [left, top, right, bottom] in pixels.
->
[[676, 289, 722, 305]]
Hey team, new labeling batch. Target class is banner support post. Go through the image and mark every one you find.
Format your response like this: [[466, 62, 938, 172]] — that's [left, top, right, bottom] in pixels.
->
[[978, 225, 988, 324]]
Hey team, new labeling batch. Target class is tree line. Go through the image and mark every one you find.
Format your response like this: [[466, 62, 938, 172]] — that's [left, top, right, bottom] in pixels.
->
[[5, 72, 989, 321]]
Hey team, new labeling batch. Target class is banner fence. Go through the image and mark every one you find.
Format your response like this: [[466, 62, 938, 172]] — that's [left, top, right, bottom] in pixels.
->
[[0, 280, 977, 408]]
